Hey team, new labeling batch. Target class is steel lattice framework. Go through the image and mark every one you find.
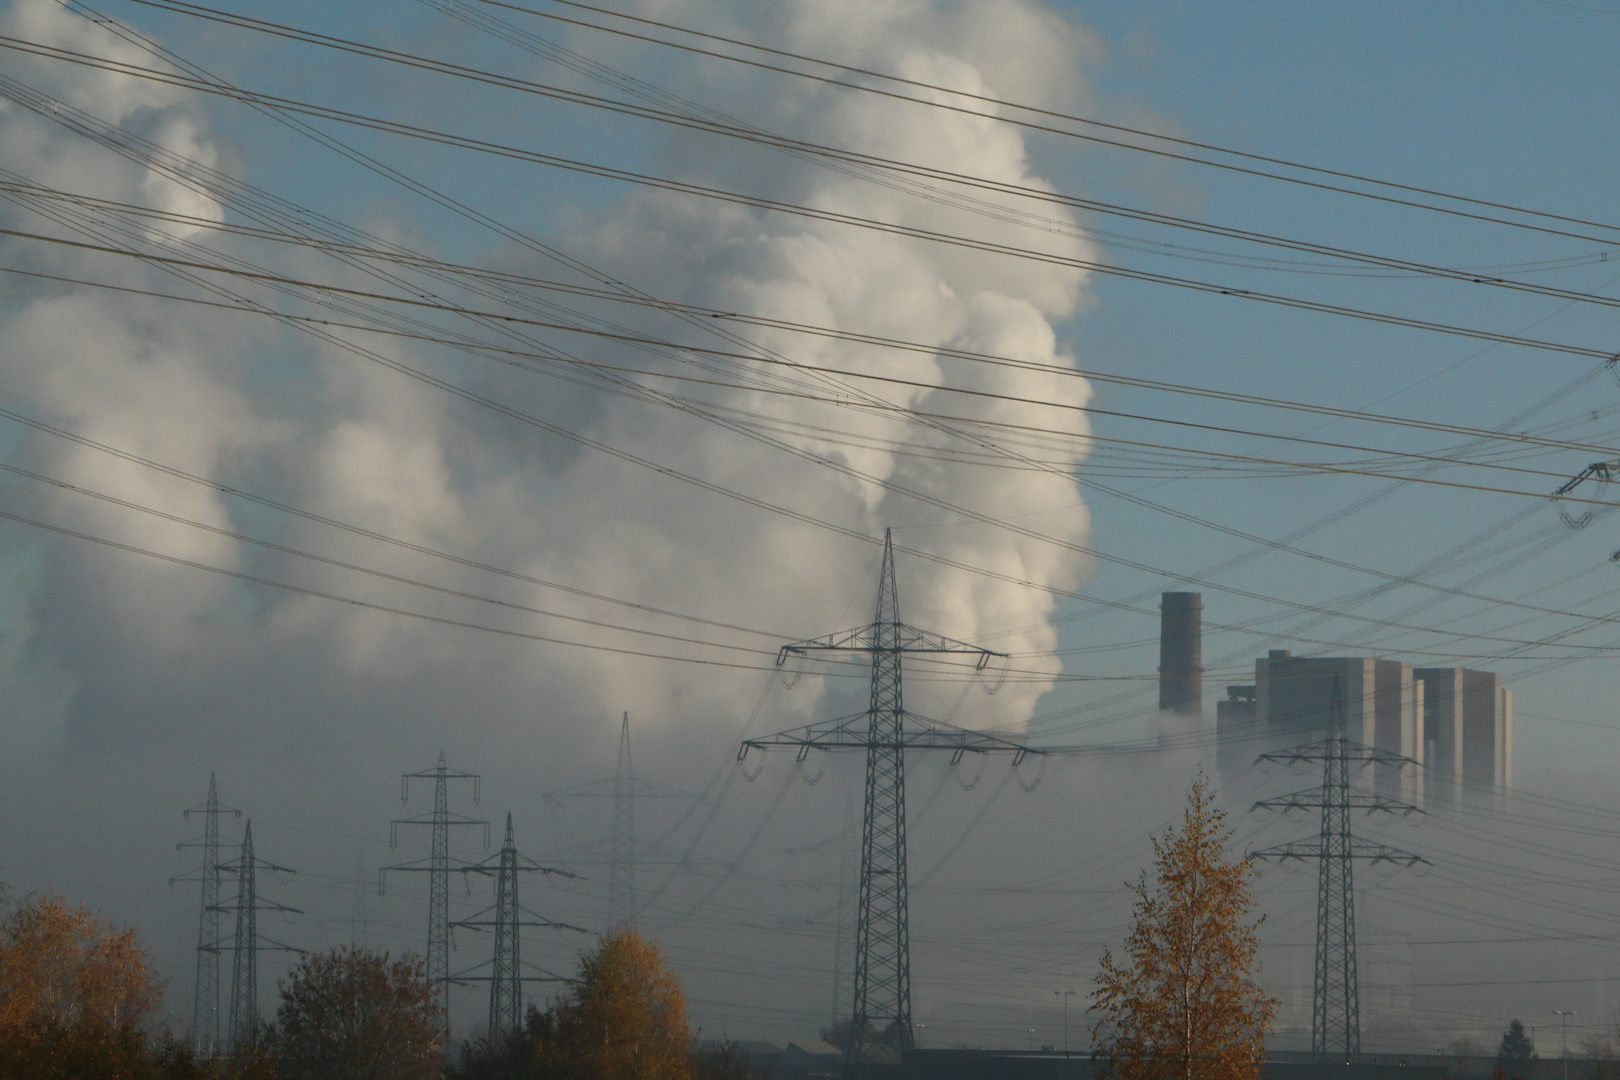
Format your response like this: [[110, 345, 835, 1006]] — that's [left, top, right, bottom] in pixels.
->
[[609, 715, 636, 921], [1251, 682, 1426, 1061], [384, 754, 487, 1042], [741, 530, 1037, 1065], [549, 713, 693, 927], [451, 813, 583, 1041], [217, 821, 299, 1053], [173, 774, 240, 1054]]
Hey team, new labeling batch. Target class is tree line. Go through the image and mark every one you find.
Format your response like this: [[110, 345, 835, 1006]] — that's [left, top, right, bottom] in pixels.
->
[[0, 880, 758, 1080]]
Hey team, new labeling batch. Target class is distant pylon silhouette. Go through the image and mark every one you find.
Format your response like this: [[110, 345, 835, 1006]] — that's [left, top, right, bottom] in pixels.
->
[[610, 714, 635, 920], [384, 754, 487, 1041], [740, 529, 1039, 1065], [450, 813, 583, 1040], [548, 714, 693, 926], [173, 774, 240, 1054], [217, 821, 299, 1052], [1251, 678, 1426, 1060]]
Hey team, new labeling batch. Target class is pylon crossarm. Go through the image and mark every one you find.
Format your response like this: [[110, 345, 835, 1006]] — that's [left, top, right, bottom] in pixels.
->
[[742, 711, 1045, 756], [184, 798, 242, 818], [778, 624, 1005, 659], [1252, 791, 1425, 815], [403, 765, 482, 781], [741, 713, 871, 755], [1249, 842, 1319, 863], [453, 912, 589, 934], [448, 952, 572, 976], [900, 713, 1047, 755], [1348, 841, 1428, 866], [457, 857, 580, 880], [220, 857, 296, 876], [392, 810, 490, 827], [1256, 742, 1418, 769], [210, 898, 303, 916], [548, 776, 687, 799], [1251, 842, 1428, 866]]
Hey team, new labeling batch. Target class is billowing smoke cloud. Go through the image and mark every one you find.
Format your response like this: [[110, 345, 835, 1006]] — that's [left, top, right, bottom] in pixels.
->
[[0, 0, 1104, 1040]]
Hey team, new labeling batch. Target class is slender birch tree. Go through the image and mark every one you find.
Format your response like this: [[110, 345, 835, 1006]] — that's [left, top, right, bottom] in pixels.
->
[[1091, 774, 1277, 1080]]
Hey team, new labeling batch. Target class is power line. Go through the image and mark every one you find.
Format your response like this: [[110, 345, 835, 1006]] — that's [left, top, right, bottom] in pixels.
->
[[6, 191, 1617, 461], [8, 203, 1620, 653], [19, 4, 1620, 676], [468, 0, 1620, 244], [3, 244, 1610, 496], [103, 0, 1620, 317], [6, 38, 1620, 363]]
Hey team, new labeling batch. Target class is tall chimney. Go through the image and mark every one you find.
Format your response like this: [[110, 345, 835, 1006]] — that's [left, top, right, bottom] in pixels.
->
[[1159, 592, 1204, 720]]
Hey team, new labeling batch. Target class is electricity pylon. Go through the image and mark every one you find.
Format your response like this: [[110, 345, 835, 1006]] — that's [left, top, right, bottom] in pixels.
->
[[548, 713, 693, 926], [450, 813, 585, 1040], [173, 774, 240, 1054], [610, 715, 636, 919], [217, 821, 300, 1052], [739, 529, 1037, 1065], [383, 754, 487, 1041], [1251, 680, 1426, 1062]]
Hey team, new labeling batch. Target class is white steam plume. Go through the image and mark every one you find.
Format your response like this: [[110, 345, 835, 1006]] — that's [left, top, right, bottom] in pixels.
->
[[0, 0, 1103, 1026]]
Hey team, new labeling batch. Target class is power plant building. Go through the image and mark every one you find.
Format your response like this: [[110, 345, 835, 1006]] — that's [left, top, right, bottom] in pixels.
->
[[1214, 651, 1511, 807], [1158, 593, 1512, 808]]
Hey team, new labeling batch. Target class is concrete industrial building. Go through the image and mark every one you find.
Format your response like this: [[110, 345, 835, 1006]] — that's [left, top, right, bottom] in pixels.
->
[[1213, 651, 1511, 807], [1156, 593, 1512, 808]]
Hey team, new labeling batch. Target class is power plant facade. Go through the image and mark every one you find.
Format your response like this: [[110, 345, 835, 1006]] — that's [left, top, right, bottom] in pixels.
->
[[1153, 593, 1513, 807]]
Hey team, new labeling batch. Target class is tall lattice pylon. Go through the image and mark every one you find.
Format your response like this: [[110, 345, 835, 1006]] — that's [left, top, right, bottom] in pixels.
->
[[217, 821, 299, 1053], [740, 529, 1039, 1065], [610, 714, 636, 920], [384, 754, 487, 1041], [450, 813, 583, 1041], [548, 714, 693, 927], [1251, 679, 1427, 1061], [173, 774, 240, 1054]]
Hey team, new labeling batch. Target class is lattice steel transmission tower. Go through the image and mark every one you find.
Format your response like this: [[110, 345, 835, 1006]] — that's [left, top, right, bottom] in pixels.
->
[[384, 754, 487, 1040], [451, 813, 583, 1040], [1251, 681, 1426, 1062], [740, 530, 1039, 1064], [610, 714, 636, 919], [218, 821, 299, 1053], [173, 774, 240, 1054], [549, 713, 691, 926]]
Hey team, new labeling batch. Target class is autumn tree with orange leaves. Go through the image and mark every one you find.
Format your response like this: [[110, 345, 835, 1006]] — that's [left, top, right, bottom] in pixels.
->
[[455, 927, 694, 1080], [0, 888, 199, 1080], [1090, 775, 1278, 1080], [0, 890, 162, 1034]]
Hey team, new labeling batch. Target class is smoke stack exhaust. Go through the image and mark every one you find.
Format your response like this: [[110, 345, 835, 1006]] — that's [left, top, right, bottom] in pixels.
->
[[1159, 592, 1203, 720]]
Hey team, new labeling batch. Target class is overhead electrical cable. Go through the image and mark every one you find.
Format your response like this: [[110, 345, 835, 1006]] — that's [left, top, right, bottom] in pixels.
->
[[0, 459, 789, 660], [468, 0, 1620, 243], [4, 234, 1613, 493], [0, 503, 793, 672], [20, 256, 1620, 654], [12, 184, 1620, 464], [12, 166, 1620, 650], [102, 0, 1620, 311], [5, 38, 1620, 364], [28, 6, 1620, 667]]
